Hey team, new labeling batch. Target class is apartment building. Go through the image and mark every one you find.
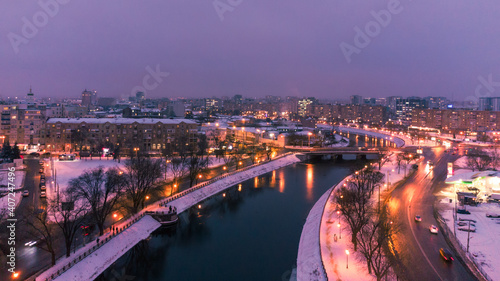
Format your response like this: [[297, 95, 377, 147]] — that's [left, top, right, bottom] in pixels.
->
[[40, 118, 199, 153]]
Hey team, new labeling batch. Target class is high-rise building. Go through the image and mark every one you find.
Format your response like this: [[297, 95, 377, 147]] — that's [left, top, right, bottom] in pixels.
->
[[350, 95, 363, 105], [81, 89, 97, 107], [298, 97, 315, 117], [479, 97, 500, 111]]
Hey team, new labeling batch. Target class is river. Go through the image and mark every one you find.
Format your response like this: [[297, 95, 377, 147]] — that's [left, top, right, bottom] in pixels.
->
[[97, 160, 363, 281]]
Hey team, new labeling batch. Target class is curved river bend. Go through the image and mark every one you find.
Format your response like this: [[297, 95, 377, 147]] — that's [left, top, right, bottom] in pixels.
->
[[97, 161, 361, 281]]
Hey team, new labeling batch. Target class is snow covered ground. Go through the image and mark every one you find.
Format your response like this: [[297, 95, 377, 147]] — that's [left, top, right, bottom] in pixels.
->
[[38, 154, 301, 281], [0, 192, 22, 219], [0, 170, 26, 192], [438, 188, 500, 281]]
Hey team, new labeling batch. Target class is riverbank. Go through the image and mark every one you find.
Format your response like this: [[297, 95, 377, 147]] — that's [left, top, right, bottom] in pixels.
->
[[36, 153, 301, 281], [297, 153, 409, 281]]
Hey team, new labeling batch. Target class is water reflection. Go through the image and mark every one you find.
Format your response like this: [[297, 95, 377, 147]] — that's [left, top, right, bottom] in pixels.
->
[[98, 162, 357, 281], [306, 164, 314, 202]]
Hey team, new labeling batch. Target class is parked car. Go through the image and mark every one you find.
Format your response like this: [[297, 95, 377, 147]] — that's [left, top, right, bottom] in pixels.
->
[[439, 248, 454, 261], [457, 209, 471, 214], [40, 191, 46, 198], [39, 160, 44, 165], [457, 221, 475, 227], [22, 190, 29, 197], [429, 225, 439, 234], [40, 178, 45, 184], [40, 173, 45, 180], [414, 215, 422, 222], [458, 226, 476, 232], [39, 168, 44, 173], [486, 213, 500, 218], [40, 186, 46, 191]]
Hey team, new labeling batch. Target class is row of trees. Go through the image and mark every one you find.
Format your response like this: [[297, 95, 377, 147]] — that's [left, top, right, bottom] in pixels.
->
[[24, 156, 165, 265], [0, 140, 21, 162], [334, 167, 398, 280]]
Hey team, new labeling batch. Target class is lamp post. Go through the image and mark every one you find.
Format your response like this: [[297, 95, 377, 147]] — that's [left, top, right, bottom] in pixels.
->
[[345, 250, 350, 269], [337, 223, 342, 239], [308, 132, 312, 147]]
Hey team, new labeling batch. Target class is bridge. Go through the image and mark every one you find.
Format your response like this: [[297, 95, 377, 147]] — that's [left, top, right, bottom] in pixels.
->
[[296, 148, 385, 161]]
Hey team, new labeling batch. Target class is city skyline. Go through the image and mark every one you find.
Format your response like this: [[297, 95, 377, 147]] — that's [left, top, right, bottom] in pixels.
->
[[2, 1, 500, 100]]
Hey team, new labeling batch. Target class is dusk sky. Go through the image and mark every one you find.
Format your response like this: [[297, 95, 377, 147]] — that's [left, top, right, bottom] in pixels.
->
[[1, 1, 500, 100]]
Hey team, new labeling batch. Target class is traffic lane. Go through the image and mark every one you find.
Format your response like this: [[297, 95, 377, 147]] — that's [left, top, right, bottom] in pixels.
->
[[390, 150, 474, 281], [409, 177, 471, 281]]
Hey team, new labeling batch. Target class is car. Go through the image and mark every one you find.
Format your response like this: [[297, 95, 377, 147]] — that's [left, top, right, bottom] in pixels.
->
[[22, 190, 29, 197], [457, 209, 471, 214], [39, 168, 44, 173], [439, 248, 454, 261], [40, 186, 46, 191], [39, 160, 44, 165], [429, 225, 439, 234], [40, 173, 45, 180], [486, 213, 500, 218], [458, 226, 476, 232], [427, 160, 434, 167], [30, 152, 40, 157], [40, 191, 46, 198], [457, 221, 475, 227], [24, 240, 37, 247], [414, 215, 422, 222]]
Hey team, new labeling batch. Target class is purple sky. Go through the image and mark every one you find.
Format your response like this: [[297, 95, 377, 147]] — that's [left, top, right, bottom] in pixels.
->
[[1, 0, 500, 100]]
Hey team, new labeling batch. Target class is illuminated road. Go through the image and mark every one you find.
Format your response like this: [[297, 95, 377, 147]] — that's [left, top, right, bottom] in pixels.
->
[[387, 146, 477, 281]]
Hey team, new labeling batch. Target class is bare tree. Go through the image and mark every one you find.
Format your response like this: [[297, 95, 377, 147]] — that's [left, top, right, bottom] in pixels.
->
[[23, 208, 58, 265], [124, 157, 163, 213], [68, 167, 126, 235], [357, 211, 398, 279], [466, 149, 492, 171], [50, 190, 89, 257], [335, 168, 384, 251]]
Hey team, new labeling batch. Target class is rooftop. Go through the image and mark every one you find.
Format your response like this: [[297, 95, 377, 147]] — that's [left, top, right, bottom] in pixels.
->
[[47, 117, 197, 125]]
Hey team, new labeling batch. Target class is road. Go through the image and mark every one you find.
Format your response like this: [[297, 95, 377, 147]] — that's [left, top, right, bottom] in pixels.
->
[[387, 146, 477, 281]]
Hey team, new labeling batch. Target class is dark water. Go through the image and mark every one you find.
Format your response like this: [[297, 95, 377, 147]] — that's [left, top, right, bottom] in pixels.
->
[[97, 161, 359, 281]]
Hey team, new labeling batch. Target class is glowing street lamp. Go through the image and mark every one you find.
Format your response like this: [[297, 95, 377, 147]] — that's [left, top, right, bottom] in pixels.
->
[[145, 195, 150, 200], [345, 250, 350, 269], [337, 223, 342, 239], [308, 132, 313, 146]]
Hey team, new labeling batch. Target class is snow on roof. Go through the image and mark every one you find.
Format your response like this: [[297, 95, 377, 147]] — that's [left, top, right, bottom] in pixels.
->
[[445, 170, 499, 184], [47, 118, 197, 125]]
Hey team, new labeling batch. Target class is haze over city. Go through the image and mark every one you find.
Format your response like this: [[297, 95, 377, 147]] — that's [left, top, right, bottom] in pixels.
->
[[2, 0, 500, 100]]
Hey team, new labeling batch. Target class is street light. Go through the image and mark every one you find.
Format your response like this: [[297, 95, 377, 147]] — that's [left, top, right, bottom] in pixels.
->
[[308, 132, 313, 146], [337, 223, 342, 239], [345, 250, 350, 269]]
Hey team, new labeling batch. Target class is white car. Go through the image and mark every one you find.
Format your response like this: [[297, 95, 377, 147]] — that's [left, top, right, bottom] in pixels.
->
[[22, 190, 29, 197], [40, 191, 46, 198], [429, 225, 439, 234]]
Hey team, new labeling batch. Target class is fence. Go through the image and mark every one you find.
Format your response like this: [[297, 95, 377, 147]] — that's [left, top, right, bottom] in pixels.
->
[[38, 152, 295, 281], [435, 211, 492, 281]]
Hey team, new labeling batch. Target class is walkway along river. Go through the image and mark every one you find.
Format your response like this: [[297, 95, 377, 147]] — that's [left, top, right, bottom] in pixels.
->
[[97, 160, 367, 281]]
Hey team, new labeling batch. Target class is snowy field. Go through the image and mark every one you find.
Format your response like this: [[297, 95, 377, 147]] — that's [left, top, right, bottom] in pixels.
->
[[0, 192, 22, 219], [48, 156, 226, 201], [0, 170, 26, 192], [39, 154, 301, 281], [438, 188, 500, 281]]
